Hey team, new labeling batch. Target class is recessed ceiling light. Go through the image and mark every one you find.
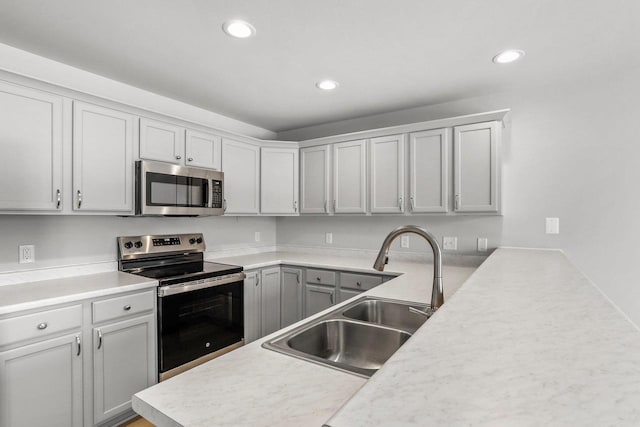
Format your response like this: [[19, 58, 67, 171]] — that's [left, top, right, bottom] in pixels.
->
[[316, 80, 339, 91], [492, 49, 525, 64], [222, 20, 256, 39]]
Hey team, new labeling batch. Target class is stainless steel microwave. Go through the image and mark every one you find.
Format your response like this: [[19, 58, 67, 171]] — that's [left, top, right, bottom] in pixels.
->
[[135, 160, 224, 216]]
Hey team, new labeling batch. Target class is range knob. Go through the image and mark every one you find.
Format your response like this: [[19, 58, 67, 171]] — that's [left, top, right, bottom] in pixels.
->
[[196, 237, 203, 244], [134, 241, 143, 248], [189, 238, 196, 244], [124, 241, 133, 249]]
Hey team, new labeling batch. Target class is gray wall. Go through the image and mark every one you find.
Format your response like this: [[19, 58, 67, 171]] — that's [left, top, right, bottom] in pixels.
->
[[0, 216, 276, 271], [277, 65, 640, 326]]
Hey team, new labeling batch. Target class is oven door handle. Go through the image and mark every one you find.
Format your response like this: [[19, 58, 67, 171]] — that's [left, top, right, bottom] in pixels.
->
[[158, 272, 246, 297]]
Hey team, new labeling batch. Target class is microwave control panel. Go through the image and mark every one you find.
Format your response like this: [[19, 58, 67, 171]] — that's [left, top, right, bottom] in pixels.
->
[[211, 180, 223, 208]]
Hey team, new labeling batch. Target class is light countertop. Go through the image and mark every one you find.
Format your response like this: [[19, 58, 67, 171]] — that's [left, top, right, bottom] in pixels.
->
[[133, 248, 640, 426], [0, 271, 158, 315]]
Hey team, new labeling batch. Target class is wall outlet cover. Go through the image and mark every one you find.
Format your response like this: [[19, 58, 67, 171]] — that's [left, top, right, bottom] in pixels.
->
[[401, 235, 410, 248], [254, 231, 260, 242], [545, 217, 560, 234], [19, 245, 35, 263], [443, 237, 457, 251], [325, 232, 333, 244], [477, 238, 488, 252]]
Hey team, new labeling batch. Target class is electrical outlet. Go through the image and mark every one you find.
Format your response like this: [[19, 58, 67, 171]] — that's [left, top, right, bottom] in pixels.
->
[[401, 235, 410, 248], [19, 245, 35, 263], [325, 232, 333, 244], [477, 238, 488, 252], [545, 218, 560, 234], [443, 237, 457, 251], [254, 231, 260, 242]]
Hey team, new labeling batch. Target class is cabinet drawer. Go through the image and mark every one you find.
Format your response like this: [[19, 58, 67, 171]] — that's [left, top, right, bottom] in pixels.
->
[[305, 269, 336, 286], [0, 304, 82, 347], [340, 272, 383, 291], [93, 291, 155, 324]]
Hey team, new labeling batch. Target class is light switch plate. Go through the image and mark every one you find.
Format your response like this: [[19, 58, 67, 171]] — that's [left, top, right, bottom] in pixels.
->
[[443, 237, 457, 251], [477, 238, 488, 252], [401, 235, 410, 248], [19, 245, 35, 263], [545, 218, 560, 234], [325, 232, 333, 244], [254, 231, 260, 242]]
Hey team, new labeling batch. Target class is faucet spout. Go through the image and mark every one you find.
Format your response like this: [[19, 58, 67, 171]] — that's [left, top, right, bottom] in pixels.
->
[[373, 225, 444, 313]]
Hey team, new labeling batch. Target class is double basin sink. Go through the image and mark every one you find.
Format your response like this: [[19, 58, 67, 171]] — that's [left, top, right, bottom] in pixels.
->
[[263, 297, 429, 378]]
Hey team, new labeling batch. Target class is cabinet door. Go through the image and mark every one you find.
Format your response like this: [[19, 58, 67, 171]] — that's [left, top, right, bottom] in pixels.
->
[[0, 333, 83, 427], [339, 288, 362, 303], [139, 118, 185, 164], [73, 102, 134, 212], [0, 82, 64, 211], [370, 134, 405, 213], [243, 271, 261, 344], [260, 267, 282, 337], [93, 314, 156, 425], [454, 122, 499, 213], [261, 147, 299, 215], [221, 138, 260, 214], [300, 145, 330, 214], [409, 129, 449, 213], [280, 267, 303, 328], [185, 129, 221, 170], [333, 139, 367, 213], [304, 284, 335, 317]]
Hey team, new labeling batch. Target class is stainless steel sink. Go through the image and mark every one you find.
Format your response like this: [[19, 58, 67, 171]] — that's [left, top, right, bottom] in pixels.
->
[[263, 296, 429, 377], [341, 299, 428, 333]]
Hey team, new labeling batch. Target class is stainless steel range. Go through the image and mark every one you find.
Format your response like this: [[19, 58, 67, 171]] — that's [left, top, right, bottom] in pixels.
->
[[117, 233, 245, 381]]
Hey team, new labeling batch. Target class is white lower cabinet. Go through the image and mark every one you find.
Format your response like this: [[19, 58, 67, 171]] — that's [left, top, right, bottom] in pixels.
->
[[243, 270, 261, 344], [92, 314, 156, 425], [0, 332, 83, 427], [260, 267, 282, 337], [280, 267, 303, 328], [304, 284, 336, 317], [0, 289, 156, 427]]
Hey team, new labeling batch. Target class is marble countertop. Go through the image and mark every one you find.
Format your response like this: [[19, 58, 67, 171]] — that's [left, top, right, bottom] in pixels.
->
[[0, 271, 158, 315], [133, 248, 640, 426]]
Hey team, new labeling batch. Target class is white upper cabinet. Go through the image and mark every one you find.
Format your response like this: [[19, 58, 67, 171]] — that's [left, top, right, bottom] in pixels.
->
[[0, 81, 63, 211], [261, 147, 299, 215], [221, 138, 260, 214], [409, 129, 449, 213], [333, 139, 367, 214], [73, 102, 135, 213], [370, 135, 405, 213], [185, 129, 221, 170], [139, 118, 185, 164], [454, 121, 500, 213], [300, 145, 330, 214]]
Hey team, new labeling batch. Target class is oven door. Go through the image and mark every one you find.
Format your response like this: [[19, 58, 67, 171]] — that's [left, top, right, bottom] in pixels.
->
[[136, 160, 224, 216], [158, 279, 243, 375]]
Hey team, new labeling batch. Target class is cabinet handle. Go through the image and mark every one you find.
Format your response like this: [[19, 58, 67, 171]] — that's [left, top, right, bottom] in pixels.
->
[[123, 304, 131, 311], [455, 194, 460, 210], [296, 273, 300, 284], [294, 200, 298, 212], [56, 189, 61, 209], [356, 281, 362, 288], [399, 197, 403, 212], [176, 155, 182, 160], [223, 199, 227, 212], [333, 199, 336, 212], [97, 329, 103, 350], [256, 275, 260, 286], [410, 196, 414, 212], [330, 293, 334, 304], [77, 190, 82, 209], [37, 322, 48, 330], [324, 200, 328, 213], [76, 335, 81, 356], [316, 277, 321, 282], [188, 157, 193, 162]]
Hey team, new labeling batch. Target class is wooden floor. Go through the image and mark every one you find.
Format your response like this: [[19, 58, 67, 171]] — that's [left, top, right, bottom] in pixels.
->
[[119, 416, 155, 427]]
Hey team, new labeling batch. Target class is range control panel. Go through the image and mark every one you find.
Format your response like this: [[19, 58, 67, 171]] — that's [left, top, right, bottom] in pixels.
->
[[118, 233, 205, 258]]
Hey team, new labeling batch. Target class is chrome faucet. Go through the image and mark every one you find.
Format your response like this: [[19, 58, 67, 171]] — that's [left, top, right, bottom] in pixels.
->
[[373, 225, 443, 317]]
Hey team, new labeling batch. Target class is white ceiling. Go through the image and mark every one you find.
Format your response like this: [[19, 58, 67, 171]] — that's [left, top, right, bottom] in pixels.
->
[[0, 0, 638, 132]]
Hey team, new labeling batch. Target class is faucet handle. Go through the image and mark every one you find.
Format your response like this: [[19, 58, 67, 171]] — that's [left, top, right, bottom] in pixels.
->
[[384, 256, 389, 265]]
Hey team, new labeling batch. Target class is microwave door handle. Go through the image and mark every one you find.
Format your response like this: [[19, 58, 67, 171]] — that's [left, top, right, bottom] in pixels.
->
[[208, 179, 213, 208]]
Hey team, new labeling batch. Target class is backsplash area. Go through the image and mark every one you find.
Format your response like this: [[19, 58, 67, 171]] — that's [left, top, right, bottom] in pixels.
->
[[0, 215, 276, 273]]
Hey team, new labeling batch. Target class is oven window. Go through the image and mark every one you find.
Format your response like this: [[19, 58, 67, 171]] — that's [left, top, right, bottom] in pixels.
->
[[146, 172, 209, 207], [158, 281, 243, 373]]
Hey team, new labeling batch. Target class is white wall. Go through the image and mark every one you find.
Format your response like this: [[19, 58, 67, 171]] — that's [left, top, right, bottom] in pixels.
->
[[0, 216, 276, 272], [277, 66, 640, 326]]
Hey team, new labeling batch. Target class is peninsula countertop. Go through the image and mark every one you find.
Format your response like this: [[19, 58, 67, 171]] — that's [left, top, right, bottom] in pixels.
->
[[133, 248, 640, 426]]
